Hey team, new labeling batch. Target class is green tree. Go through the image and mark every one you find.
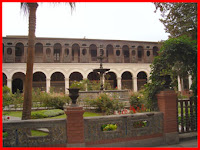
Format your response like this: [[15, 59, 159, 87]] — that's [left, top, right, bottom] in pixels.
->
[[144, 36, 197, 110], [154, 3, 197, 40], [20, 2, 75, 120]]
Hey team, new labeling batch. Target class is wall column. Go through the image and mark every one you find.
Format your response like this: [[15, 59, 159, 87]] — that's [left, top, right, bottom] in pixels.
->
[[117, 77, 121, 90], [65, 106, 85, 147], [65, 78, 69, 94], [188, 75, 192, 90], [157, 90, 179, 145], [177, 76, 181, 92], [46, 78, 50, 93], [7, 78, 12, 92], [133, 77, 137, 92]]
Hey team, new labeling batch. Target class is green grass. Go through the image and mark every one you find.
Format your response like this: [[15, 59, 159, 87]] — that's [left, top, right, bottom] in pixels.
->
[[3, 110, 102, 119], [31, 130, 48, 137], [3, 111, 22, 118]]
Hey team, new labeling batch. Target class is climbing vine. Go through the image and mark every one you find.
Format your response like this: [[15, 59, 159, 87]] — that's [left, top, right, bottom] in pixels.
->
[[144, 36, 197, 110]]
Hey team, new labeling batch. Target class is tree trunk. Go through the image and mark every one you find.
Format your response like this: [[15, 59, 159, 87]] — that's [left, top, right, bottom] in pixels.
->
[[22, 3, 38, 120]]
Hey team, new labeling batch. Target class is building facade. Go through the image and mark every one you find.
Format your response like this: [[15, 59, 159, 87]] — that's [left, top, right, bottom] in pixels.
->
[[3, 36, 191, 94]]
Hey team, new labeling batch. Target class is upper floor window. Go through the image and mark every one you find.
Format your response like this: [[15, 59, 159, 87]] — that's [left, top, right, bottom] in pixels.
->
[[7, 48, 12, 55], [35, 43, 43, 56], [137, 46, 144, 59], [15, 43, 24, 56], [116, 50, 120, 56], [153, 46, 159, 56], [54, 43, 62, 62], [82, 49, 86, 56], [46, 48, 51, 56], [89, 44, 97, 61], [65, 48, 69, 56]]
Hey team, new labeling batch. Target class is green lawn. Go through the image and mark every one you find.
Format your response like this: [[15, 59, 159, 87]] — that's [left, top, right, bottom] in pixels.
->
[[3, 110, 102, 119], [31, 130, 48, 136]]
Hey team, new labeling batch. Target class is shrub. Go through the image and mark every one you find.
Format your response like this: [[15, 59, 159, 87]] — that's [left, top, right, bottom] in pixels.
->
[[70, 80, 87, 91], [43, 94, 70, 110], [129, 92, 144, 109], [3, 86, 11, 94], [89, 93, 124, 115], [12, 89, 23, 108], [3, 86, 14, 107], [31, 109, 64, 119]]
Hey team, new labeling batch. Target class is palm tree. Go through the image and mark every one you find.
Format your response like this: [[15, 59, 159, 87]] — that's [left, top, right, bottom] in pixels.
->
[[20, 2, 75, 120]]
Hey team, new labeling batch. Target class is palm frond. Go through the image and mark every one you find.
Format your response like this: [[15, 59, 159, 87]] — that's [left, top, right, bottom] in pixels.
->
[[51, 2, 76, 14], [20, 2, 29, 15], [20, 2, 76, 15]]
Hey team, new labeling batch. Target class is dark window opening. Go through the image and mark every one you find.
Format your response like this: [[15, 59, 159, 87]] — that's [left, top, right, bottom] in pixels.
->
[[116, 50, 120, 56], [82, 49, 86, 55], [147, 51, 150, 56], [7, 48, 12, 55]]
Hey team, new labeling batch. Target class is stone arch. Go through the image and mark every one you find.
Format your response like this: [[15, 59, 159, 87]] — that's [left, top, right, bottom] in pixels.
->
[[53, 43, 62, 63], [121, 71, 133, 90], [122, 45, 130, 63], [87, 71, 100, 81], [69, 72, 83, 86], [72, 43, 80, 62], [87, 71, 100, 90], [137, 71, 147, 91], [15, 42, 24, 63], [106, 44, 114, 63], [105, 72, 117, 90], [137, 46, 144, 61], [50, 72, 65, 93], [12, 72, 25, 93], [89, 44, 97, 61], [3, 73, 7, 86], [35, 43, 43, 62], [33, 72, 46, 91]]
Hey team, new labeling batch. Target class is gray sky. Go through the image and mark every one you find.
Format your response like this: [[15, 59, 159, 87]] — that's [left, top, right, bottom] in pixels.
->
[[2, 2, 169, 42]]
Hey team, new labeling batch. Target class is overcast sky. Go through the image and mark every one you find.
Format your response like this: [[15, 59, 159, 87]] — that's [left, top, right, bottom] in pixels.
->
[[3, 2, 169, 42]]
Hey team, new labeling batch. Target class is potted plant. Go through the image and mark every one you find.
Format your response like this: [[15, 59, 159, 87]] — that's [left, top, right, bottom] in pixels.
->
[[68, 81, 81, 105]]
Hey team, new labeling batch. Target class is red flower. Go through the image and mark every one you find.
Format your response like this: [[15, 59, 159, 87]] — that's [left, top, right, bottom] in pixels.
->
[[7, 117, 10, 119], [137, 107, 140, 112], [132, 107, 136, 113]]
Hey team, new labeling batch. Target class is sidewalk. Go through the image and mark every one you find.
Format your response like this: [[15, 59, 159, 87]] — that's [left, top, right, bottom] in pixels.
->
[[156, 138, 197, 147], [156, 132, 198, 148]]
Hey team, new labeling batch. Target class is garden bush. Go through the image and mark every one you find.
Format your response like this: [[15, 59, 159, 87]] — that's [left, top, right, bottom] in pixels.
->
[[129, 92, 146, 109], [31, 109, 64, 119], [42, 94, 70, 110], [3, 87, 71, 110], [88, 93, 124, 115], [3, 86, 23, 108], [3, 86, 13, 107]]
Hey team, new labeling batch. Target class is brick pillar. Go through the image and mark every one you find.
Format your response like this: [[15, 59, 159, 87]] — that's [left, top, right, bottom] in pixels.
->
[[65, 106, 85, 147], [157, 90, 179, 145]]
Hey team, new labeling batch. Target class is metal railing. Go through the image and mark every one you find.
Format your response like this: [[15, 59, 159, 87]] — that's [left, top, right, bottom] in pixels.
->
[[177, 97, 197, 133]]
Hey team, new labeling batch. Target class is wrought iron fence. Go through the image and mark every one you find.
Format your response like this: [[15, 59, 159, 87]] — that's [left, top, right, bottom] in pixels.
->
[[177, 97, 197, 133]]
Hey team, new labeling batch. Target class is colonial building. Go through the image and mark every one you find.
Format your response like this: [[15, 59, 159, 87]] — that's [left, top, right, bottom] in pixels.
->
[[3, 36, 191, 94]]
